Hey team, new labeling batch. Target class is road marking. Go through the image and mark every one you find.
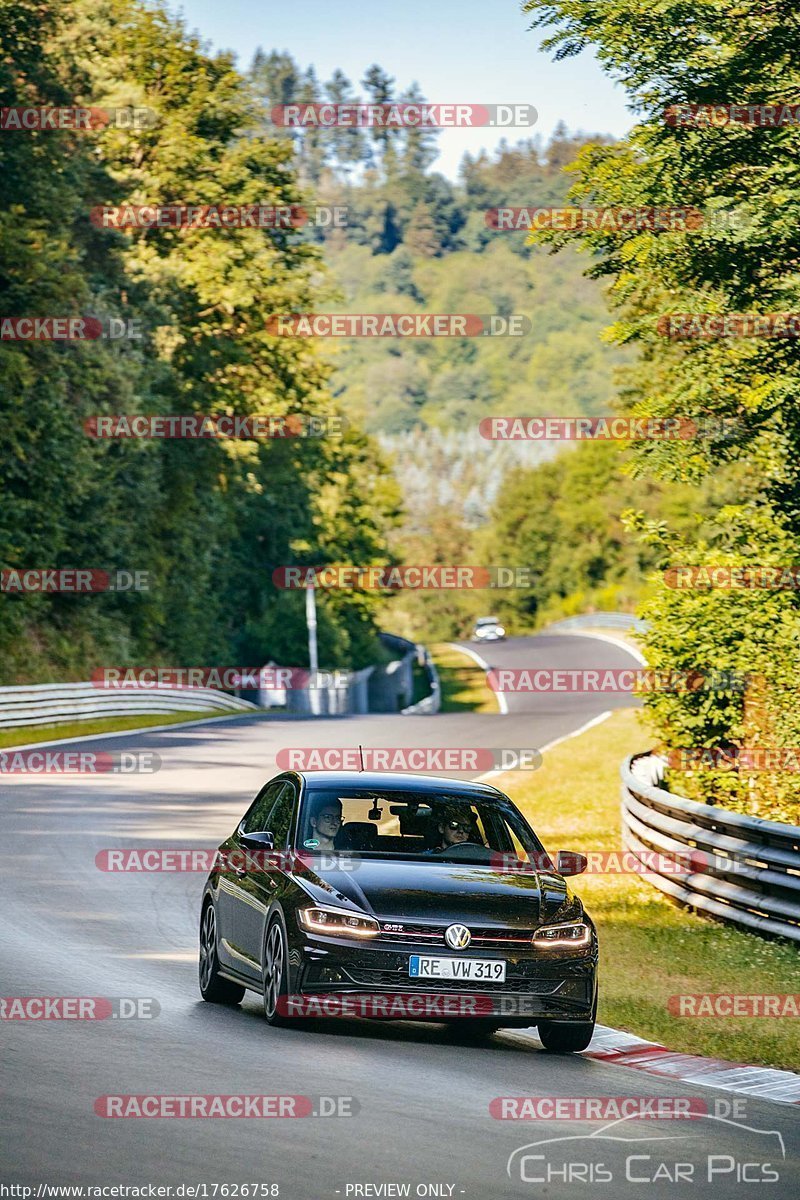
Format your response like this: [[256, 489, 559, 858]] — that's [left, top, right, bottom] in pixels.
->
[[474, 709, 613, 783]]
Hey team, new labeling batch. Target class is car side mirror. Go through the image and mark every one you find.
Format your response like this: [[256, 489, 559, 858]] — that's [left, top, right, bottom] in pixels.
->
[[556, 850, 587, 877], [241, 830, 275, 851]]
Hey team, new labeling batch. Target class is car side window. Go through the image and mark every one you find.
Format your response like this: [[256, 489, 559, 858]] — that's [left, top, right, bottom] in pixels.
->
[[266, 782, 297, 849], [242, 781, 285, 835]]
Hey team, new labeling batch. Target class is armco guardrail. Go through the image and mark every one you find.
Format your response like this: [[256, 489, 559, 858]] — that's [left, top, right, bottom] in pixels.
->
[[402, 646, 441, 715], [549, 611, 649, 633], [0, 681, 257, 729], [621, 752, 800, 944]]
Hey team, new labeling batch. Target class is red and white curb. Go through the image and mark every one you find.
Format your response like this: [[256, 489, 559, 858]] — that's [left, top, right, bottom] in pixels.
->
[[504, 1024, 800, 1105], [584, 1024, 800, 1106]]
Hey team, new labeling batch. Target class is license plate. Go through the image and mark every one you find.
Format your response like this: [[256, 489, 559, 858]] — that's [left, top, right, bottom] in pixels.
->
[[408, 955, 506, 982]]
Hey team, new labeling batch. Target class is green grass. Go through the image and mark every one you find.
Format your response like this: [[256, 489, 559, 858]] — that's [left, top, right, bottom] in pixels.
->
[[429, 643, 499, 713], [0, 708, 250, 749], [497, 708, 800, 1070], [410, 658, 432, 706]]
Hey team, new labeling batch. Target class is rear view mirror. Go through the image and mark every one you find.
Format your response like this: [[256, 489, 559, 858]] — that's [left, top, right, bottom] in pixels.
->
[[556, 850, 588, 877], [241, 830, 275, 851]]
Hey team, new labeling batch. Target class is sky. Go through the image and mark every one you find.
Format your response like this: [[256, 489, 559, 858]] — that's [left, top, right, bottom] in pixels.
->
[[167, 0, 634, 179]]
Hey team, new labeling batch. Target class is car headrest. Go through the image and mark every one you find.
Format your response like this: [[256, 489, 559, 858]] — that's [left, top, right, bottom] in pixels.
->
[[337, 821, 380, 850]]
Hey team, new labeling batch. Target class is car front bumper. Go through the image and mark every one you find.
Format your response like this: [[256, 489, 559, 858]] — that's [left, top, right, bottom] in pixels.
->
[[291, 931, 597, 1023]]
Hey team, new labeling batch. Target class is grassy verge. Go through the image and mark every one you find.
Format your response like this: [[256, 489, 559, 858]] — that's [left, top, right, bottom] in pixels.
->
[[0, 709, 250, 749], [410, 658, 432, 706], [498, 708, 799, 1071], [429, 643, 498, 713]]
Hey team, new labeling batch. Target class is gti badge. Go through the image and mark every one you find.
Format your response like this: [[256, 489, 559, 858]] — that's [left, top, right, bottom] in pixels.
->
[[445, 923, 471, 950]]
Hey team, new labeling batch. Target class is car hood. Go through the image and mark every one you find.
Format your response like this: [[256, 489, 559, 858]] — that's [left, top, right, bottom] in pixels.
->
[[293, 857, 571, 928]]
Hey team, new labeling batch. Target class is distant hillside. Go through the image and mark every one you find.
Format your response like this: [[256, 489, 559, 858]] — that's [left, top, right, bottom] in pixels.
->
[[247, 54, 627, 440]]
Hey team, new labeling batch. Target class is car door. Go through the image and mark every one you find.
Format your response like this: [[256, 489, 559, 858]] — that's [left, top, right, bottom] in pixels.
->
[[216, 780, 287, 977], [231, 780, 299, 980]]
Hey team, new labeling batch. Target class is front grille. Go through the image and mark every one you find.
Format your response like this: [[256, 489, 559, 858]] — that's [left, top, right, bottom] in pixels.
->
[[377, 923, 535, 948], [341, 966, 564, 994]]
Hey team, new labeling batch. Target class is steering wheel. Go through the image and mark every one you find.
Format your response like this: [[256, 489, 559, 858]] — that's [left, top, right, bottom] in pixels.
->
[[429, 841, 485, 855]]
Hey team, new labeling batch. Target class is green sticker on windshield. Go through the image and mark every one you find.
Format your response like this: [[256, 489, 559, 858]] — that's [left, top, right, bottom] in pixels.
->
[[303, 838, 320, 848]]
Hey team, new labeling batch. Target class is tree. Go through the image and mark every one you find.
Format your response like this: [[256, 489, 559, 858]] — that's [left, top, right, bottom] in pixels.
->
[[523, 0, 800, 817], [0, 0, 400, 681], [248, 48, 300, 142], [404, 201, 440, 257], [324, 68, 365, 177], [399, 81, 439, 175], [295, 64, 326, 184], [361, 63, 400, 175]]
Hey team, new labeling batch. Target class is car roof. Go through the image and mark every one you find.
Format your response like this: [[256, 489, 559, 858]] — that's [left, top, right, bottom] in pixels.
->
[[297, 770, 505, 797]]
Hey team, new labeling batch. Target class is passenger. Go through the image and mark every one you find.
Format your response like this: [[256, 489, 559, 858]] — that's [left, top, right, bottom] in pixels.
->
[[305, 798, 343, 853]]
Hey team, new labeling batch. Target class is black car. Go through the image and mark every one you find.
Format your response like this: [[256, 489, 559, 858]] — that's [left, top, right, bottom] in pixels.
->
[[199, 771, 597, 1051]]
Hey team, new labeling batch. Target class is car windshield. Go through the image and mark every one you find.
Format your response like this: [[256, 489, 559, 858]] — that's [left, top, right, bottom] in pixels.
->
[[476, 618, 499, 626], [296, 788, 547, 865]]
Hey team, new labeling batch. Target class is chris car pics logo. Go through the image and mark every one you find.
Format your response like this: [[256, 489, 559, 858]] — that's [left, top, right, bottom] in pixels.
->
[[506, 1113, 785, 1186]]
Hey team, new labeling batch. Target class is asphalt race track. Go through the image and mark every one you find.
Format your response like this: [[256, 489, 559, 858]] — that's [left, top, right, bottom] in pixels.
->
[[2, 633, 798, 1197]]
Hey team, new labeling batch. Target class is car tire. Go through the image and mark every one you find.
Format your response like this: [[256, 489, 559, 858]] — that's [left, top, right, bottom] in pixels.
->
[[537, 1019, 595, 1052], [262, 915, 295, 1026], [538, 981, 597, 1052], [199, 902, 245, 1005]]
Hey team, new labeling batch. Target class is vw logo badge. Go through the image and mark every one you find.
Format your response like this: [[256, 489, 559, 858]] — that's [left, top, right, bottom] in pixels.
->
[[445, 923, 471, 950]]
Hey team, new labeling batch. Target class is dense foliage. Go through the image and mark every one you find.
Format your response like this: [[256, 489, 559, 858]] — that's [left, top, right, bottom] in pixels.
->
[[522, 0, 800, 819], [0, 0, 400, 682]]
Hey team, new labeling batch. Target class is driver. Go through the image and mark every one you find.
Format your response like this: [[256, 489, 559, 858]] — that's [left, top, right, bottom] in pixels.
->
[[305, 798, 343, 853], [427, 804, 481, 852]]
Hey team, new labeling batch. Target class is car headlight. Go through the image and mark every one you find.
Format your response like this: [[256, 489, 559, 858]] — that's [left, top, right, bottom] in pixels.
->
[[496, 627, 505, 637], [532, 921, 591, 948], [298, 905, 379, 938]]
